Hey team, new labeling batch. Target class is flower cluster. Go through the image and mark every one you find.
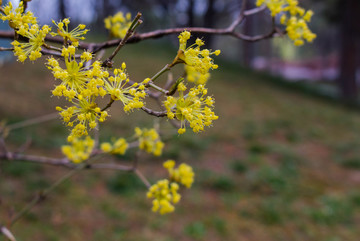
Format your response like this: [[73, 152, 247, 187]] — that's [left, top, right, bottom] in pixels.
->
[[256, 0, 316, 46], [0, 3, 225, 217], [177, 31, 220, 75], [56, 98, 108, 142], [104, 11, 132, 38], [164, 83, 218, 134], [164, 160, 194, 188], [0, 1, 36, 30], [101, 138, 128, 155], [135, 127, 164, 156], [47, 43, 146, 140], [48, 45, 106, 100], [62, 136, 95, 163], [147, 160, 194, 214], [1, 1, 52, 62], [12, 24, 51, 62], [185, 65, 210, 85], [51, 18, 89, 46], [104, 63, 146, 112]]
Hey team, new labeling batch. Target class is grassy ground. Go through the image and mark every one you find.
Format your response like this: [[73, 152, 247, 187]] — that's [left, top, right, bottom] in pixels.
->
[[1, 41, 360, 241]]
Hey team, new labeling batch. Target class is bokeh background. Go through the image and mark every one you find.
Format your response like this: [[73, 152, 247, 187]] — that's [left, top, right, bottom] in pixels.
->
[[1, 0, 360, 240]]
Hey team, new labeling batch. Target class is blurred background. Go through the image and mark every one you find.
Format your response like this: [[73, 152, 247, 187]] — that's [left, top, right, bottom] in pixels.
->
[[1, 0, 360, 241]]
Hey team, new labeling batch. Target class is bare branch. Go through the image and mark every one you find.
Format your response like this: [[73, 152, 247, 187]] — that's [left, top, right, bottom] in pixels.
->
[[0, 4, 278, 57], [102, 12, 143, 67], [5, 113, 59, 132], [135, 169, 151, 188], [0, 47, 13, 51], [141, 107, 167, 117], [0, 226, 17, 241]]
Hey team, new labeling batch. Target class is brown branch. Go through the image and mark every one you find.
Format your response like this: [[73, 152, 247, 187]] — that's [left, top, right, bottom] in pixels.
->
[[141, 107, 167, 117], [1, 152, 72, 167], [0, 226, 17, 241], [5, 112, 59, 131], [102, 12, 142, 67], [0, 47, 13, 51], [0, 5, 278, 56]]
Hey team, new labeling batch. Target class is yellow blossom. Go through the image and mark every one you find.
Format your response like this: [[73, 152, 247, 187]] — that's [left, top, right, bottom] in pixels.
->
[[56, 97, 108, 141], [0, 1, 37, 30], [164, 84, 218, 134], [146, 179, 180, 214], [104, 12, 132, 38], [177, 31, 220, 75], [11, 24, 50, 62], [256, 0, 316, 46], [61, 136, 94, 163], [51, 18, 89, 46], [101, 138, 128, 155], [104, 64, 146, 112], [47, 46, 108, 100], [134, 127, 164, 156], [185, 65, 210, 85], [164, 160, 195, 188], [147, 160, 194, 214]]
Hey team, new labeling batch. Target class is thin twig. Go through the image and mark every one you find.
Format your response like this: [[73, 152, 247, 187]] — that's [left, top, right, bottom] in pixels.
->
[[0, 47, 13, 51], [102, 12, 142, 67], [0, 4, 278, 54], [141, 107, 167, 117], [135, 169, 151, 188], [9, 161, 89, 225], [0, 226, 17, 241], [5, 113, 59, 132]]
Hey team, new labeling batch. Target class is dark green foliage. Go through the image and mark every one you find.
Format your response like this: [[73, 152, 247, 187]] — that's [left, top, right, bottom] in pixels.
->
[[184, 222, 207, 240], [307, 196, 354, 225], [1, 161, 41, 177], [106, 172, 144, 195], [229, 159, 248, 173]]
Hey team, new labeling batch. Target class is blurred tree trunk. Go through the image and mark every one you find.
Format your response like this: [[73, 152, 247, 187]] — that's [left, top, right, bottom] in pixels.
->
[[103, 0, 112, 17], [187, 0, 195, 27], [58, 0, 67, 19], [203, 0, 215, 48], [338, 0, 360, 102], [242, 0, 255, 68]]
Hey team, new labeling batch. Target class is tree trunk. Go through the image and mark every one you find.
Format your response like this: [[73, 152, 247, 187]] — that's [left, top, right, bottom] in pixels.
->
[[187, 0, 195, 27], [338, 0, 360, 102], [241, 0, 255, 68], [58, 0, 67, 19], [203, 0, 215, 48]]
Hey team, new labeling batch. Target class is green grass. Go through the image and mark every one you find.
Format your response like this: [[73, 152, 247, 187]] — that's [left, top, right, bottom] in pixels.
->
[[1, 42, 360, 241]]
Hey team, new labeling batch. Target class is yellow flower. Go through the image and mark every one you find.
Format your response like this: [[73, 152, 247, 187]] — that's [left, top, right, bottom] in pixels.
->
[[135, 127, 164, 156], [147, 179, 181, 215], [164, 84, 218, 134], [147, 160, 194, 214], [48, 46, 108, 100], [101, 138, 128, 155], [185, 65, 210, 85], [61, 136, 95, 163], [56, 97, 108, 141], [256, 0, 316, 46], [177, 31, 220, 75], [164, 160, 195, 188], [51, 18, 89, 46], [285, 16, 316, 46], [104, 12, 132, 38], [104, 64, 146, 112], [0, 1, 37, 30], [11, 24, 50, 62]]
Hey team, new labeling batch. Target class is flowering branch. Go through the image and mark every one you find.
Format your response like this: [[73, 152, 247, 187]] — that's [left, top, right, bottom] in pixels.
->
[[0, 4, 276, 56], [102, 12, 142, 67]]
